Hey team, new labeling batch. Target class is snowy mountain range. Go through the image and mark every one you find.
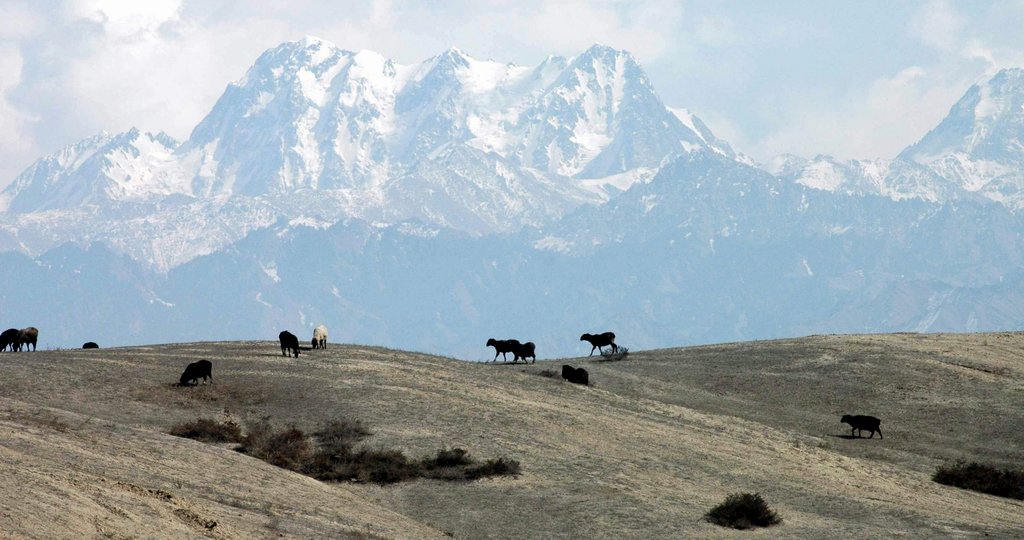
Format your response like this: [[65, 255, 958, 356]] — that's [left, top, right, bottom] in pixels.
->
[[2, 38, 1024, 354]]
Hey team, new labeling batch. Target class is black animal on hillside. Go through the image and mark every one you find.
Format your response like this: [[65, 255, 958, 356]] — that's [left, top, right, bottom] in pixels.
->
[[18, 327, 38, 352], [561, 365, 589, 385], [486, 338, 521, 362], [82, 342, 99, 349], [0, 328, 19, 352], [178, 360, 213, 386], [580, 332, 617, 356], [841, 414, 883, 439], [279, 330, 300, 358], [513, 341, 537, 364]]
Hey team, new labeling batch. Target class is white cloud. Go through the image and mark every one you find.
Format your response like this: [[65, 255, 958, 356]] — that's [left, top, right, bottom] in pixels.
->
[[908, 0, 964, 51], [0, 45, 33, 155]]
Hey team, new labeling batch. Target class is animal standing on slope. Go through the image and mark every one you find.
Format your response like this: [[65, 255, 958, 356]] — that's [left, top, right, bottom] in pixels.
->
[[486, 338, 521, 362], [18, 327, 38, 352], [279, 330, 300, 358], [580, 332, 617, 356], [82, 342, 99, 349], [178, 360, 213, 386], [561, 365, 589, 385], [312, 325, 328, 350], [840, 414, 883, 439], [0, 328, 19, 352], [513, 341, 537, 364]]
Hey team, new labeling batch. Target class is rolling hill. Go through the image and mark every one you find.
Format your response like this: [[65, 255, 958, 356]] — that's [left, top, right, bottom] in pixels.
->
[[0, 333, 1021, 538]]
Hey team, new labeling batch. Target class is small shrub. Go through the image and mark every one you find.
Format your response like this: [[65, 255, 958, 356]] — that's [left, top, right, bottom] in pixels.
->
[[314, 418, 372, 453], [705, 492, 782, 530], [464, 457, 521, 480], [423, 447, 473, 468], [933, 460, 1024, 500], [599, 347, 629, 362], [348, 448, 421, 484], [237, 419, 311, 471], [536, 369, 560, 378], [169, 418, 242, 443]]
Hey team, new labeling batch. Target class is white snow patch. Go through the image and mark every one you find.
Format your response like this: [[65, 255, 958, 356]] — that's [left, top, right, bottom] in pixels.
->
[[801, 258, 814, 276], [261, 262, 281, 283], [533, 235, 572, 253], [255, 292, 272, 308]]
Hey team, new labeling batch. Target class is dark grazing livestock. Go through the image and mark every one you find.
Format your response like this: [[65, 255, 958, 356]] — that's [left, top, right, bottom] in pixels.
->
[[279, 330, 300, 358], [513, 341, 537, 364], [82, 342, 99, 349], [0, 328, 19, 352], [580, 332, 617, 356], [486, 338, 521, 362], [312, 325, 328, 349], [179, 360, 213, 386], [18, 327, 38, 352], [841, 415, 883, 439], [561, 365, 589, 385]]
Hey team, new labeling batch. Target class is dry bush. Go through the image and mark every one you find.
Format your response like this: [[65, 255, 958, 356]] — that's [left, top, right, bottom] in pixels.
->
[[535, 369, 560, 378], [933, 460, 1024, 500], [169, 418, 242, 443], [704, 492, 782, 530], [598, 347, 630, 362], [237, 418, 312, 471], [463, 457, 521, 480]]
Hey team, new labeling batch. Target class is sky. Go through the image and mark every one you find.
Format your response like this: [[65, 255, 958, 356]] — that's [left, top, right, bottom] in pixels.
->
[[1, 0, 1024, 187]]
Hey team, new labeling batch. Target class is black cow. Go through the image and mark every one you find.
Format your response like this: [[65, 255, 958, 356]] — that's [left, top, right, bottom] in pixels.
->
[[841, 414, 883, 439], [82, 342, 99, 349], [279, 330, 300, 358], [561, 365, 589, 385], [513, 341, 537, 364], [486, 338, 520, 362], [580, 332, 617, 356], [0, 328, 19, 352], [179, 360, 213, 386]]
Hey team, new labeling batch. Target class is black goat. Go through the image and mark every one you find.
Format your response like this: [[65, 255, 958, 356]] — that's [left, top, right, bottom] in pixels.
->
[[580, 332, 617, 356], [279, 330, 300, 358], [841, 415, 883, 439], [513, 341, 536, 364], [179, 360, 213, 386], [486, 338, 520, 362], [561, 365, 589, 385]]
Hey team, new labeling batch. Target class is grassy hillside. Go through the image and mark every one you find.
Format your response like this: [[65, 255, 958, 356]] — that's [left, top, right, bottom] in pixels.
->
[[0, 333, 1021, 538]]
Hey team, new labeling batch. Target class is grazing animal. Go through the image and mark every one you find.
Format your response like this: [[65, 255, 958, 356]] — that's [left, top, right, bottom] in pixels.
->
[[178, 360, 213, 386], [0, 328, 19, 352], [580, 332, 617, 356], [486, 338, 521, 362], [17, 327, 38, 352], [841, 415, 883, 439], [561, 365, 590, 385], [513, 341, 537, 364], [82, 342, 99, 349], [279, 330, 300, 358], [312, 325, 328, 349]]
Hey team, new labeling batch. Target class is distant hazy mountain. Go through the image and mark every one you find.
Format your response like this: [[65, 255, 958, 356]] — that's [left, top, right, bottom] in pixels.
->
[[2, 41, 1024, 354]]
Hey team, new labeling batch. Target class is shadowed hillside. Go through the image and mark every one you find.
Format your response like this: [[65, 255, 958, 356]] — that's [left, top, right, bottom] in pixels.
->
[[0, 333, 1021, 538]]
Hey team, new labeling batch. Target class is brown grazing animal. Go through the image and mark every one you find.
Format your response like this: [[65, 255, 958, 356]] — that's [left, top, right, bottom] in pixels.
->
[[580, 332, 617, 356], [841, 415, 883, 439], [18, 327, 38, 352]]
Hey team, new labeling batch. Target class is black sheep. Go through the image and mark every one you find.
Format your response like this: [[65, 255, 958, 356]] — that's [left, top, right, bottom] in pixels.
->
[[486, 338, 520, 362], [561, 365, 589, 385], [279, 330, 300, 358], [841, 414, 883, 439], [82, 342, 99, 349], [580, 332, 617, 356], [513, 341, 536, 364], [179, 360, 213, 386]]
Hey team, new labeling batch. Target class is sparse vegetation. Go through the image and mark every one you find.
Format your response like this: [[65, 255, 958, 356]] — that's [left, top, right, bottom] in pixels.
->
[[599, 346, 629, 362], [231, 417, 520, 484], [535, 368, 560, 378], [704, 492, 782, 530], [169, 417, 242, 443], [933, 460, 1024, 500]]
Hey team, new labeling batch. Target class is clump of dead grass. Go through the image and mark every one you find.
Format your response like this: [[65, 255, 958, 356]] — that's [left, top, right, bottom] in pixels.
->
[[169, 417, 243, 443], [598, 346, 629, 362], [704, 492, 782, 530], [933, 460, 1024, 500]]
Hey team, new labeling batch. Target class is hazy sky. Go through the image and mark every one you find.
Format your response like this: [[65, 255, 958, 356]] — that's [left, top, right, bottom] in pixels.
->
[[2, 0, 1023, 187]]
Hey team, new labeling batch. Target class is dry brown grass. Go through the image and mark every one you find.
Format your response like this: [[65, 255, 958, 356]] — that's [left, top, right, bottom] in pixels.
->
[[0, 334, 1021, 538]]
